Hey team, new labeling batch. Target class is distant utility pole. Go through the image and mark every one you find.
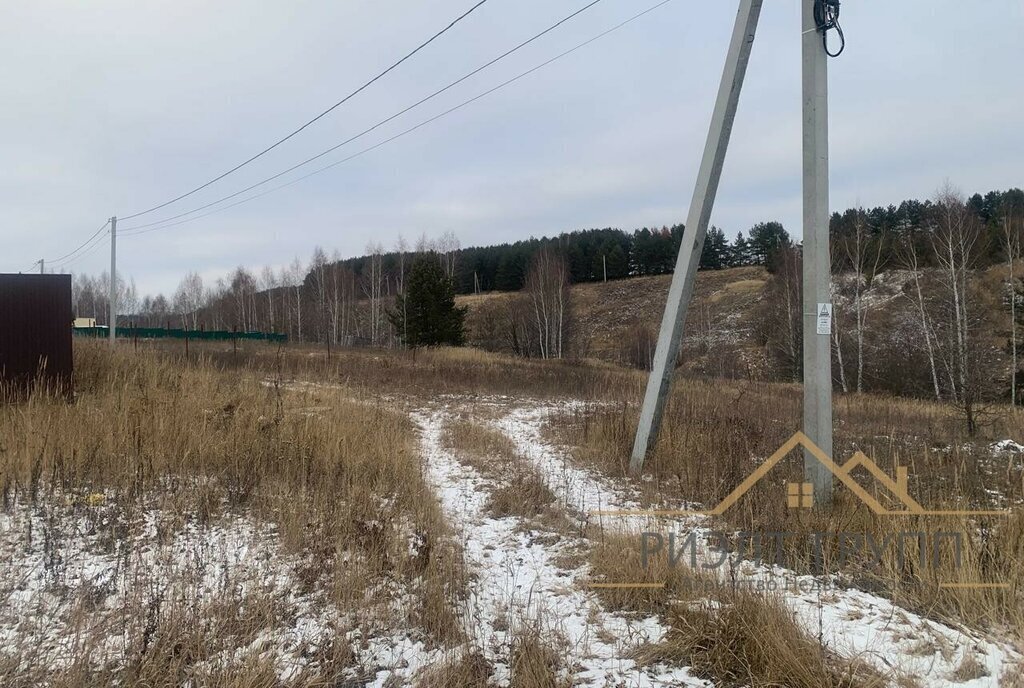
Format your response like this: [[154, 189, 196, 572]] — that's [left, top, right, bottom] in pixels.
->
[[630, 0, 763, 472], [109, 216, 117, 346], [802, 0, 834, 502], [39, 259, 44, 274], [603, 254, 607, 282]]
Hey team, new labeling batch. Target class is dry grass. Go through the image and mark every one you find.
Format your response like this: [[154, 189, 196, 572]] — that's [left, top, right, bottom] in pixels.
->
[[589, 535, 883, 688], [637, 594, 881, 688], [508, 624, 569, 688], [1003, 661, 1024, 688], [552, 379, 1024, 636], [414, 620, 569, 688], [460, 267, 768, 372], [441, 415, 561, 524], [416, 649, 493, 688], [949, 654, 990, 682], [0, 340, 465, 685], [24, 335, 1021, 682], [144, 336, 636, 401]]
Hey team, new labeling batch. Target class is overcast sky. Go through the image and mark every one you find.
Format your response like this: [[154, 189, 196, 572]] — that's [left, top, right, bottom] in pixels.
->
[[3, 0, 1022, 297]]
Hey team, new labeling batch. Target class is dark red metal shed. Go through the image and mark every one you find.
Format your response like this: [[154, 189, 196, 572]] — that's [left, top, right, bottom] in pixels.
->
[[0, 274, 74, 396]]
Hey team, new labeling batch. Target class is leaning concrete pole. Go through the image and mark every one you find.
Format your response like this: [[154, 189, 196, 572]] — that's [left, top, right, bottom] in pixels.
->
[[801, 0, 834, 501], [630, 0, 763, 473]]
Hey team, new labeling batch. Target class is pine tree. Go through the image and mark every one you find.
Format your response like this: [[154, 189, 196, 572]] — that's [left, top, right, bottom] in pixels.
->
[[731, 231, 753, 266], [748, 221, 792, 271], [389, 256, 467, 347], [700, 227, 730, 270]]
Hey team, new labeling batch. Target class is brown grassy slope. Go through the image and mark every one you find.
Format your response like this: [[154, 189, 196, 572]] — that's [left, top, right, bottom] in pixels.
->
[[460, 266, 769, 373], [459, 262, 1023, 396]]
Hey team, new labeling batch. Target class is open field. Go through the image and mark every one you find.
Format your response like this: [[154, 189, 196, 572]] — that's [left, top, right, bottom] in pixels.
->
[[2, 338, 1023, 686]]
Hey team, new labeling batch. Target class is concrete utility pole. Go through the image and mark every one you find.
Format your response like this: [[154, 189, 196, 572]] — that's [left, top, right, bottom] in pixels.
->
[[109, 216, 117, 346], [39, 259, 44, 274], [630, 0, 763, 472], [802, 0, 833, 502]]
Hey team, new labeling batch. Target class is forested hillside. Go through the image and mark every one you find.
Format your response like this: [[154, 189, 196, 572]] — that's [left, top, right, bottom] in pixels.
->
[[334, 187, 1024, 293], [70, 185, 1024, 420]]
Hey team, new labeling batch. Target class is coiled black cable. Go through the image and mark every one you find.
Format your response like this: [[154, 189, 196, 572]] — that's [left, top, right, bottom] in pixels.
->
[[814, 0, 845, 57]]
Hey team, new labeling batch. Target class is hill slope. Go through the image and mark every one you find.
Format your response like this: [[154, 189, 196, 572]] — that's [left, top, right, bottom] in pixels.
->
[[460, 266, 771, 376]]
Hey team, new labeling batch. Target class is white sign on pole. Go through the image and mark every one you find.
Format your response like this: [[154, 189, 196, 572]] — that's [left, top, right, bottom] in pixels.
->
[[816, 303, 833, 335]]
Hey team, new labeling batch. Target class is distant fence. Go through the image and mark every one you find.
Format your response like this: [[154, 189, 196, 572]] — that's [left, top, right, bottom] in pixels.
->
[[73, 326, 287, 343]]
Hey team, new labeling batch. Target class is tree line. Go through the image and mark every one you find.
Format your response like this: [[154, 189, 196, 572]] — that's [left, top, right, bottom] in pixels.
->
[[66, 184, 1023, 426], [70, 185, 1020, 333], [753, 185, 1024, 433]]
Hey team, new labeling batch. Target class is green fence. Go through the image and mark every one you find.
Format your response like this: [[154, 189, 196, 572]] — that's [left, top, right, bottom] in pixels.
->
[[73, 327, 287, 342]]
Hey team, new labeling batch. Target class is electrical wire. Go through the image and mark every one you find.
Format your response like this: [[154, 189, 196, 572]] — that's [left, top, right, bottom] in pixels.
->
[[118, 0, 492, 221], [814, 0, 844, 57], [52, 227, 111, 271], [121, 0, 676, 238], [119, 0, 607, 233], [42, 219, 111, 265]]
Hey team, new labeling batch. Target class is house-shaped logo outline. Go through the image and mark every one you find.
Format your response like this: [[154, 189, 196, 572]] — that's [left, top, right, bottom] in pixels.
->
[[704, 432, 1008, 517], [594, 433, 1011, 518]]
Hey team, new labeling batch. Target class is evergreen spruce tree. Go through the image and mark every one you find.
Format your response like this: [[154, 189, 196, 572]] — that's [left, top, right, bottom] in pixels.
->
[[731, 231, 753, 266], [700, 227, 730, 269], [389, 255, 467, 347], [748, 221, 792, 271]]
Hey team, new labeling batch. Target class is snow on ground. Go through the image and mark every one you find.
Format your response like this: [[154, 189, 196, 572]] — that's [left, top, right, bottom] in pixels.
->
[[412, 408, 711, 687], [992, 439, 1024, 454], [492, 402, 1023, 688], [5, 391, 1019, 686], [1, 501, 324, 679], [0, 495, 447, 686]]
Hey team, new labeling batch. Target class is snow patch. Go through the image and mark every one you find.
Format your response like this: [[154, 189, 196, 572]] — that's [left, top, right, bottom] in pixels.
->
[[413, 409, 711, 687], [495, 403, 1023, 688]]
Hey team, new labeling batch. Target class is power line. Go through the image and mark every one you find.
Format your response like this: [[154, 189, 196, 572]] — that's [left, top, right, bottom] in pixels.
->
[[43, 219, 111, 265], [118, 0, 492, 222], [121, 0, 675, 238], [119, 0, 606, 233], [53, 227, 111, 271]]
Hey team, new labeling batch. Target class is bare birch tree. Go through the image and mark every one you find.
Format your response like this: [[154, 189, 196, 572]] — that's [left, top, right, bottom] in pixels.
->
[[930, 185, 986, 433], [1003, 209, 1022, 406], [260, 266, 278, 333], [756, 246, 802, 382], [173, 271, 204, 330], [394, 236, 409, 343], [524, 246, 570, 359], [361, 243, 385, 345], [898, 237, 943, 401], [287, 257, 304, 341], [310, 247, 329, 344], [841, 209, 887, 392], [437, 231, 460, 281]]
